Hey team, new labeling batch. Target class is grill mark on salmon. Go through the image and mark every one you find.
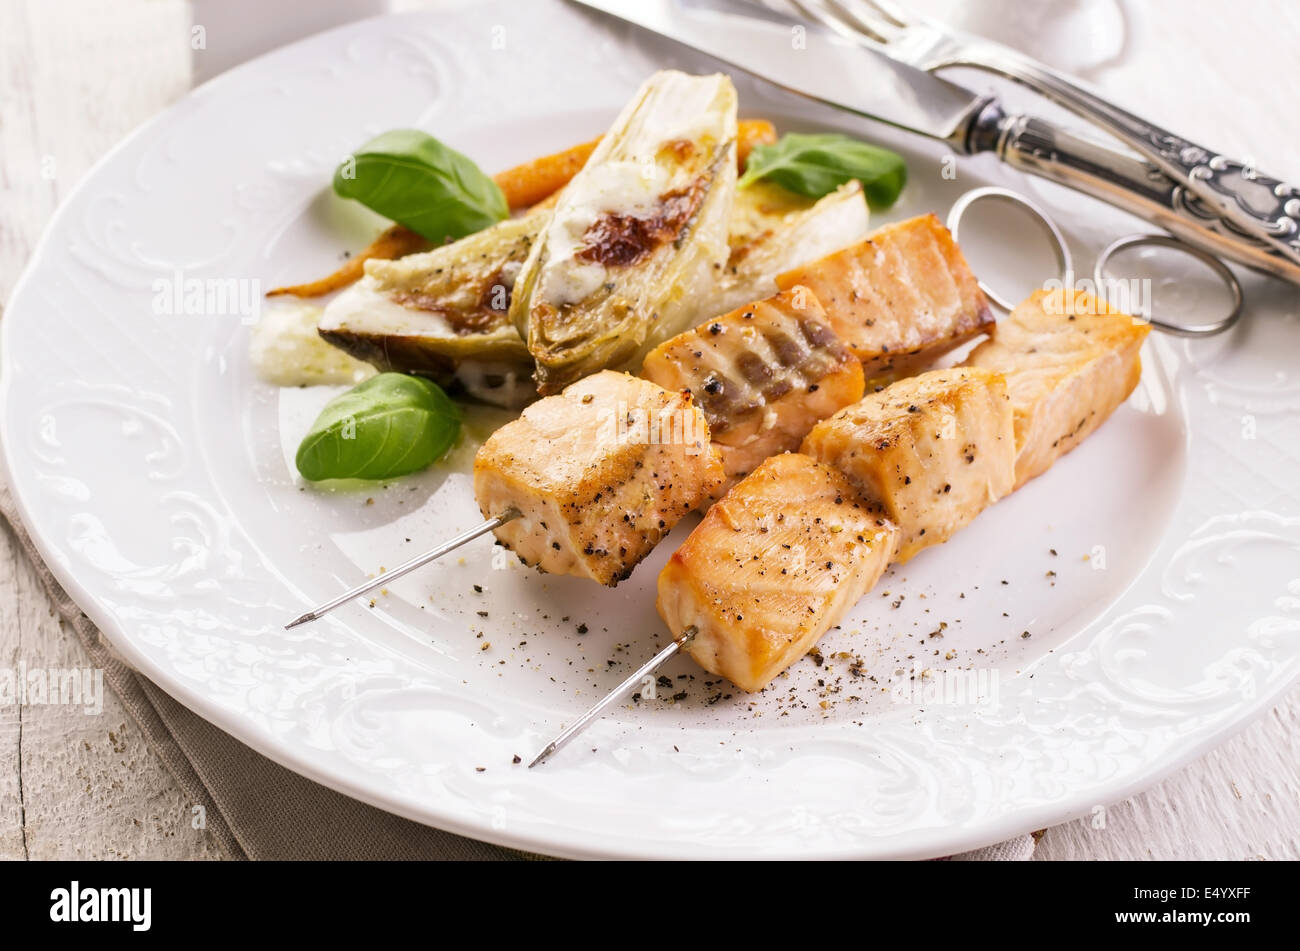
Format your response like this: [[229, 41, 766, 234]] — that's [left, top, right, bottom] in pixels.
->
[[736, 350, 775, 391], [763, 325, 808, 369], [797, 317, 840, 351], [641, 288, 865, 483]]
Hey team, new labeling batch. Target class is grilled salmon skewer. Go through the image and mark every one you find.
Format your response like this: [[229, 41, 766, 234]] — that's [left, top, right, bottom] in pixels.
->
[[472, 289, 868, 587], [533, 289, 1149, 763], [286, 217, 991, 627], [484, 219, 991, 588], [664, 366, 1015, 691], [638, 213, 991, 484], [532, 367, 1009, 760], [661, 286, 1147, 691], [284, 292, 858, 626], [663, 294, 1148, 692]]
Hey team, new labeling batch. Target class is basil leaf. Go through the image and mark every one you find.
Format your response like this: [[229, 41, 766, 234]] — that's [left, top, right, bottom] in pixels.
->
[[738, 133, 908, 210], [333, 129, 508, 243], [295, 373, 461, 482]]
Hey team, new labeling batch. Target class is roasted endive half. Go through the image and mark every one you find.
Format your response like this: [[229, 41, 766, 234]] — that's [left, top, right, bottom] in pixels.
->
[[312, 184, 863, 406], [508, 70, 739, 394], [317, 207, 548, 407], [707, 178, 869, 319]]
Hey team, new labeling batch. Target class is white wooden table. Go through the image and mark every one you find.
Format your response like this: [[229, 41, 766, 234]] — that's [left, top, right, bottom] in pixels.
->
[[1, 0, 1297, 860]]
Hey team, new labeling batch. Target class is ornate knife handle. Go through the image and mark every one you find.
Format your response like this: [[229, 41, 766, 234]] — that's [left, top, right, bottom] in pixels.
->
[[951, 42, 1300, 277], [963, 102, 1300, 286]]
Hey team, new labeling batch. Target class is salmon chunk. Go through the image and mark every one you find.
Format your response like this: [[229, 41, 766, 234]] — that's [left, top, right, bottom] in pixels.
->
[[640, 287, 865, 483], [657, 452, 898, 692], [801, 367, 1015, 562], [474, 370, 725, 585], [776, 214, 993, 378], [964, 288, 1150, 488]]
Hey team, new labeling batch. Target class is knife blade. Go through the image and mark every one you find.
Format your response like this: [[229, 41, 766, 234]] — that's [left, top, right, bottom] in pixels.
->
[[571, 0, 1300, 287], [569, 0, 985, 144]]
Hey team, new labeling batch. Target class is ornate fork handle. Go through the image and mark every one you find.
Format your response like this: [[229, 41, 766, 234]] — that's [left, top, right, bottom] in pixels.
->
[[946, 41, 1300, 270], [963, 104, 1300, 285]]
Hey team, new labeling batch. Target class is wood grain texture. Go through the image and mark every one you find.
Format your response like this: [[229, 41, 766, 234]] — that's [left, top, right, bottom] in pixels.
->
[[0, 0, 222, 861], [0, 520, 27, 858], [0, 0, 1296, 861]]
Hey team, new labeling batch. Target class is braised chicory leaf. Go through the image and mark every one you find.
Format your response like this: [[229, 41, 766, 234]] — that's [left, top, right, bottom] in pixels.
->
[[738, 133, 907, 210], [295, 372, 461, 482], [333, 130, 508, 243]]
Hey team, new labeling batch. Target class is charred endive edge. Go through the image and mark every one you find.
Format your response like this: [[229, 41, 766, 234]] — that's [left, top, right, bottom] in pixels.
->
[[509, 70, 739, 395], [318, 207, 550, 404], [317, 183, 866, 401], [713, 179, 868, 318]]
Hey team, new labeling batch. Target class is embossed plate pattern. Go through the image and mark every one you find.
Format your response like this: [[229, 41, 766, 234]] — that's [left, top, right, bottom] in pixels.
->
[[3, 0, 1298, 858]]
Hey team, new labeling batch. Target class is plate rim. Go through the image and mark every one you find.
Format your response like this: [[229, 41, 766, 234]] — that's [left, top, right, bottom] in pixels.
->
[[3, 1, 1297, 860]]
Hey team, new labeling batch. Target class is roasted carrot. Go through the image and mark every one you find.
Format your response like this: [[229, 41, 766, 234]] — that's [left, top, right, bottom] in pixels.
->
[[268, 119, 781, 298], [266, 224, 429, 298], [493, 136, 602, 211], [735, 118, 777, 170]]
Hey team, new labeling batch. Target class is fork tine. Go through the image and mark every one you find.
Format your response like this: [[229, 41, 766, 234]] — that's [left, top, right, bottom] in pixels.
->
[[786, 0, 892, 46], [846, 0, 914, 29], [756, 0, 804, 15], [752, 0, 818, 22], [823, 0, 907, 39]]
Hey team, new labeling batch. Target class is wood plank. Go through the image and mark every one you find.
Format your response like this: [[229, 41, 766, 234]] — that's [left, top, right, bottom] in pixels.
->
[[0, 0, 222, 861]]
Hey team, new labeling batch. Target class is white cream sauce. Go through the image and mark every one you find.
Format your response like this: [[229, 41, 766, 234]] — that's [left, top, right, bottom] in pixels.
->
[[249, 301, 376, 387]]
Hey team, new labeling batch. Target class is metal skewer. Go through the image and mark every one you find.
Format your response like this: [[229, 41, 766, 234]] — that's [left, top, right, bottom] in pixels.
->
[[528, 627, 697, 767], [284, 508, 520, 629]]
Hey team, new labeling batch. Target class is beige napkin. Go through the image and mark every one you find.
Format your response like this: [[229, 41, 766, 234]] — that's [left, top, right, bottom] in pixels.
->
[[0, 480, 1034, 861]]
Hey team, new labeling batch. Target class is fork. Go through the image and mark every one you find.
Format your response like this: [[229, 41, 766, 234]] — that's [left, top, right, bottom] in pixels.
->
[[772, 0, 1300, 282]]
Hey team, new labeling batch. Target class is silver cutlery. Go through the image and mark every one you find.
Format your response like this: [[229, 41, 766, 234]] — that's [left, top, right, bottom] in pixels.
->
[[573, 0, 1300, 285]]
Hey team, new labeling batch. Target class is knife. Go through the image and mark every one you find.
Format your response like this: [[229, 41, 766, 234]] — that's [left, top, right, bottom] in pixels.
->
[[571, 0, 1300, 286]]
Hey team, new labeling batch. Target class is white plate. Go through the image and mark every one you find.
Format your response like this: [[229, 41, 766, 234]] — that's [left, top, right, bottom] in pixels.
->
[[4, 0, 1299, 859]]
